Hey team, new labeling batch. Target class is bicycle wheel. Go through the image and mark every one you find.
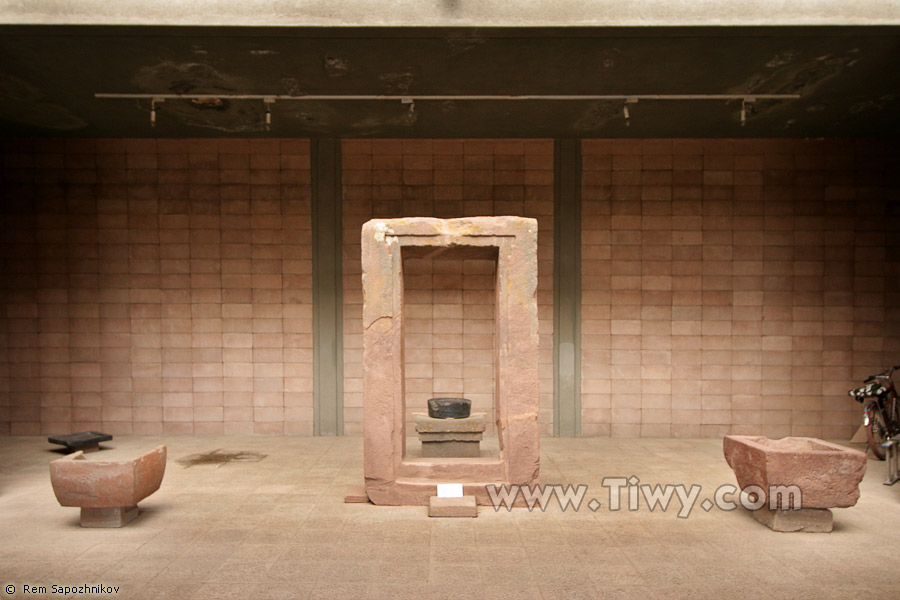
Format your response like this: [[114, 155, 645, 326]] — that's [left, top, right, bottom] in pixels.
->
[[864, 400, 888, 460]]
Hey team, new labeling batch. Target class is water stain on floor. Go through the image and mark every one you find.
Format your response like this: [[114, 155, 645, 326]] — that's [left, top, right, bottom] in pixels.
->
[[176, 449, 267, 468]]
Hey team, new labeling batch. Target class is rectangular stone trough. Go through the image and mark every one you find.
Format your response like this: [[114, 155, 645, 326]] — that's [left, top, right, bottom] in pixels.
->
[[49, 445, 167, 527], [723, 435, 867, 532]]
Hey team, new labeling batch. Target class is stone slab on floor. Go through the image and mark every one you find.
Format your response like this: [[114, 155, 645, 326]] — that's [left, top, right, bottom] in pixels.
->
[[344, 486, 369, 503], [429, 495, 477, 517], [752, 505, 834, 532], [48, 431, 112, 453]]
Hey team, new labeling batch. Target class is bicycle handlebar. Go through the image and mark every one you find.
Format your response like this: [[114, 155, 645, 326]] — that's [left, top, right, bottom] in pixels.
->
[[865, 365, 900, 382]]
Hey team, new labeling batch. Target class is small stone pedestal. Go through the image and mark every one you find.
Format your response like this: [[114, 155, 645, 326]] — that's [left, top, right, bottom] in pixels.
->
[[429, 496, 477, 517], [344, 486, 369, 503], [752, 506, 833, 533], [415, 413, 486, 458], [81, 506, 139, 528]]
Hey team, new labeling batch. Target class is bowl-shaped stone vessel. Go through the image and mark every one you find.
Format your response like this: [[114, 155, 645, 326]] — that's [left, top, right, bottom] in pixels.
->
[[427, 397, 471, 419]]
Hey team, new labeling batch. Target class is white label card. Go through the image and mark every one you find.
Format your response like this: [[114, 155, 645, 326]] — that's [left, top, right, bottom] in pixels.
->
[[437, 483, 464, 498]]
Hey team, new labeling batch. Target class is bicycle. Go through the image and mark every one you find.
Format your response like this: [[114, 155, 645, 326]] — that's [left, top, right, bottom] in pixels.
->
[[849, 364, 900, 460]]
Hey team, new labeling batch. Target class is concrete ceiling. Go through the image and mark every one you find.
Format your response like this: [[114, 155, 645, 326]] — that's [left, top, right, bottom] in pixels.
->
[[4, 1, 900, 27], [0, 26, 898, 138]]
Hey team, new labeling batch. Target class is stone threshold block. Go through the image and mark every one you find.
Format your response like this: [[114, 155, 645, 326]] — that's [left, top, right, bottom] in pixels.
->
[[752, 506, 833, 533], [429, 496, 477, 517]]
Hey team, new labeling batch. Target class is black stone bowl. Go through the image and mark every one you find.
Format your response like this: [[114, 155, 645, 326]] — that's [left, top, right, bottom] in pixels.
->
[[427, 398, 471, 419]]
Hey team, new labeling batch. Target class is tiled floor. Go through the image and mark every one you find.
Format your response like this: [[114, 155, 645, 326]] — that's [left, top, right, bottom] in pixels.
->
[[2, 435, 898, 599]]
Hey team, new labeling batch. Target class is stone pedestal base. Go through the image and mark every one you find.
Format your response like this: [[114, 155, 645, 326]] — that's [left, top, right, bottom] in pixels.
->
[[752, 505, 833, 532], [429, 496, 477, 517], [422, 440, 481, 457], [415, 413, 486, 458], [80, 506, 139, 528]]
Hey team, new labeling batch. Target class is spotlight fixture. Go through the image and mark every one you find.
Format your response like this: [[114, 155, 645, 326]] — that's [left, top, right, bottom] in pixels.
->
[[401, 96, 415, 117], [623, 98, 638, 127], [150, 97, 164, 127], [740, 97, 755, 126], [264, 97, 275, 131]]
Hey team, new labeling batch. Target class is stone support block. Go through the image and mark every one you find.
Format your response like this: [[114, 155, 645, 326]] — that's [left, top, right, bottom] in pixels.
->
[[752, 506, 834, 533], [429, 496, 478, 517]]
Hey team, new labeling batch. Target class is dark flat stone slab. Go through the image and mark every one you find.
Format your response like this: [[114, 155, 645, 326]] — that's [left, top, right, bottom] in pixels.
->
[[427, 397, 471, 419], [48, 431, 112, 450]]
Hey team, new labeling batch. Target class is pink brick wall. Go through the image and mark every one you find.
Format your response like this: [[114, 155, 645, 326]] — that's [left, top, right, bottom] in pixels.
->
[[0, 138, 313, 435], [2, 136, 897, 439], [581, 138, 900, 438], [342, 139, 555, 436]]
